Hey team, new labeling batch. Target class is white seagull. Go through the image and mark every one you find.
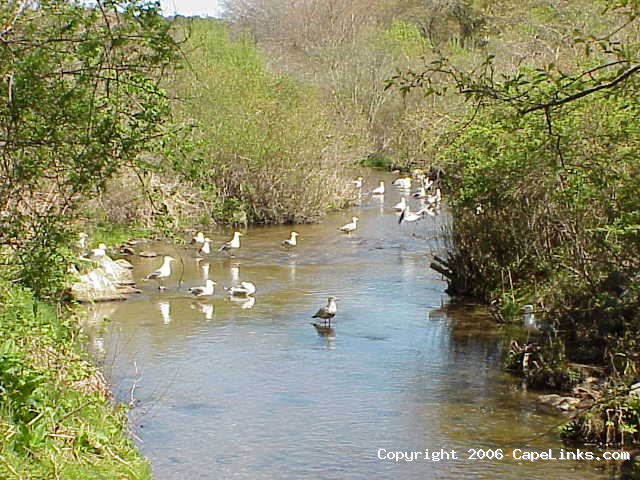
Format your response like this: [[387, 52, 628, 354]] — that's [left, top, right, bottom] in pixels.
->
[[89, 243, 107, 259], [197, 237, 211, 257], [282, 231, 299, 247], [312, 296, 338, 328], [188, 279, 216, 297], [393, 197, 407, 212], [219, 232, 242, 251], [371, 181, 385, 195], [351, 177, 364, 189], [190, 231, 205, 245], [392, 177, 411, 189], [426, 188, 442, 205], [522, 304, 541, 336], [227, 281, 256, 297], [338, 217, 359, 234], [78, 232, 89, 251], [398, 206, 429, 225], [144, 255, 175, 289]]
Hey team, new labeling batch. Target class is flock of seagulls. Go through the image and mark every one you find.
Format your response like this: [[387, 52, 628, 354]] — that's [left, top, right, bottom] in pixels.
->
[[81, 171, 445, 332]]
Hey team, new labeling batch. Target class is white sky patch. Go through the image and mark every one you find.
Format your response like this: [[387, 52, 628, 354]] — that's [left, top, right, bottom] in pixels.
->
[[160, 0, 220, 17]]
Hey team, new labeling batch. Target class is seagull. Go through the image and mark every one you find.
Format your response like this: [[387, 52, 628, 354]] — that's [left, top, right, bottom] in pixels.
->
[[188, 279, 216, 297], [522, 304, 541, 342], [393, 197, 407, 212], [371, 181, 385, 195], [351, 177, 364, 189], [392, 177, 411, 189], [426, 188, 442, 205], [398, 206, 428, 225], [312, 296, 338, 328], [197, 238, 211, 257], [88, 243, 107, 259], [282, 231, 299, 247], [78, 232, 89, 251], [412, 186, 426, 199], [227, 281, 256, 296], [144, 255, 175, 290], [337, 217, 359, 234], [190, 231, 205, 245], [219, 232, 242, 251], [412, 178, 434, 198]]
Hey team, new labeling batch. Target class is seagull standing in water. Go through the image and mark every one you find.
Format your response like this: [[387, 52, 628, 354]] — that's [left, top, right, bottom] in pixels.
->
[[227, 281, 256, 297], [338, 217, 359, 234], [188, 279, 216, 297], [282, 232, 299, 247], [196, 237, 211, 258], [352, 177, 364, 189], [392, 177, 411, 189], [144, 256, 175, 290], [219, 232, 242, 252], [190, 231, 205, 245], [426, 188, 442, 205], [312, 296, 338, 328], [372, 181, 385, 195], [398, 206, 429, 225], [522, 304, 541, 339], [393, 197, 407, 212]]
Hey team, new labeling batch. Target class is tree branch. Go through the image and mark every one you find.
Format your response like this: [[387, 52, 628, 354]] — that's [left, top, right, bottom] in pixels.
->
[[521, 63, 640, 114]]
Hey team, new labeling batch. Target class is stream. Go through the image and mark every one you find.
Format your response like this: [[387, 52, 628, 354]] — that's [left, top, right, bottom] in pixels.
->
[[82, 172, 622, 479]]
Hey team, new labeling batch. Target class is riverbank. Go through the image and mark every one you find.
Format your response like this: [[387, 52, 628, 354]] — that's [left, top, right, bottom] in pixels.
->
[[0, 280, 150, 479]]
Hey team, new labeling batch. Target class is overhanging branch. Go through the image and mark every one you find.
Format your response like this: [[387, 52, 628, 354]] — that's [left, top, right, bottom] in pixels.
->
[[521, 63, 640, 114]]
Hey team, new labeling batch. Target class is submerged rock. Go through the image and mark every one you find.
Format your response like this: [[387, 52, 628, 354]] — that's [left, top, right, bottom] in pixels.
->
[[139, 250, 158, 258], [536, 394, 580, 412]]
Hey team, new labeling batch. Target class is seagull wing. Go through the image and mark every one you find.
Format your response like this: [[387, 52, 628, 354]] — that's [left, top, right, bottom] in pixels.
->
[[145, 269, 161, 280], [188, 286, 204, 296], [219, 242, 230, 251], [398, 209, 406, 224], [312, 306, 330, 318]]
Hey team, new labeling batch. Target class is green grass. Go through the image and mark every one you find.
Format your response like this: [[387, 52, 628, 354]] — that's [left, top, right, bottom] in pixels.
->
[[0, 280, 151, 479]]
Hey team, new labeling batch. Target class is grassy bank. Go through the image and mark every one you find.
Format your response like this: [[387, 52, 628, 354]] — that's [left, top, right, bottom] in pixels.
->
[[0, 281, 150, 479]]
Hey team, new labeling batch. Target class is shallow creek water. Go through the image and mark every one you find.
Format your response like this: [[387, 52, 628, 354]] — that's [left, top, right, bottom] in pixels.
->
[[83, 173, 622, 479]]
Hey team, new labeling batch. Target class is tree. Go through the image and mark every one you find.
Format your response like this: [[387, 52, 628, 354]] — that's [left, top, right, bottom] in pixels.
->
[[0, 0, 178, 298]]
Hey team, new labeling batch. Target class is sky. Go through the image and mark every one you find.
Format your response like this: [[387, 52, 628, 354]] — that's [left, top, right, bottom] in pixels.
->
[[159, 0, 221, 17]]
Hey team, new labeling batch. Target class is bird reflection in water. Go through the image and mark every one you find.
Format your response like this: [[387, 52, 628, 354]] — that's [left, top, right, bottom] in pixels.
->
[[158, 301, 171, 324], [190, 301, 215, 320], [229, 295, 255, 309]]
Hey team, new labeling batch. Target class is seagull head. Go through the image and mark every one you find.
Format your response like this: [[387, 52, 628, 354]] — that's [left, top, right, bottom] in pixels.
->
[[521, 304, 534, 314], [352, 217, 359, 223], [291, 232, 299, 237]]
